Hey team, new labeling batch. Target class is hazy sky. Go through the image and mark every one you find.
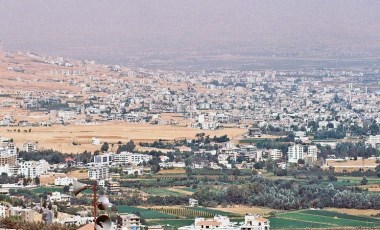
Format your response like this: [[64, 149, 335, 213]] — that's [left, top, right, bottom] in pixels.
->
[[1, 0, 380, 65]]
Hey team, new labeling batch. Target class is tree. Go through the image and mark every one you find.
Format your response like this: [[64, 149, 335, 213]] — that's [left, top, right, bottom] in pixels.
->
[[185, 167, 193, 179], [360, 177, 368, 185], [63, 185, 70, 193], [148, 157, 161, 173], [23, 178, 28, 186], [369, 122, 380, 135], [101, 142, 109, 152], [328, 174, 337, 182], [117, 140, 136, 153], [297, 159, 305, 165], [232, 168, 241, 176], [34, 176, 40, 186]]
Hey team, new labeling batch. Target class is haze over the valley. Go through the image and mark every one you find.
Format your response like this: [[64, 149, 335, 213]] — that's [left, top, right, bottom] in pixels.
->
[[1, 0, 380, 69]]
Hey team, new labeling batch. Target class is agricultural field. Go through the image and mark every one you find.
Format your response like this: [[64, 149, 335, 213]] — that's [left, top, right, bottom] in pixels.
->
[[210, 205, 275, 216], [147, 219, 194, 229], [271, 209, 380, 229], [179, 187, 197, 193], [157, 168, 186, 175], [323, 158, 378, 172], [32, 186, 63, 194], [114, 205, 380, 229], [0, 123, 246, 153], [142, 188, 186, 197], [325, 208, 380, 217], [117, 206, 176, 219], [149, 206, 238, 219], [173, 187, 197, 195], [32, 186, 92, 195]]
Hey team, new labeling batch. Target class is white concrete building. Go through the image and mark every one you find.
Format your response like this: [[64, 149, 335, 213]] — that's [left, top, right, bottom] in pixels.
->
[[129, 153, 152, 165], [55, 177, 76, 186], [88, 165, 109, 180], [112, 152, 152, 165], [113, 152, 130, 165], [287, 144, 304, 163], [22, 142, 38, 152], [178, 214, 270, 230], [19, 160, 50, 178], [307, 145, 318, 157], [366, 135, 380, 149], [189, 198, 199, 207], [117, 214, 141, 230], [93, 153, 114, 165], [0, 205, 7, 218], [269, 149, 282, 160], [240, 214, 270, 230], [91, 137, 101, 145], [47, 191, 71, 203]]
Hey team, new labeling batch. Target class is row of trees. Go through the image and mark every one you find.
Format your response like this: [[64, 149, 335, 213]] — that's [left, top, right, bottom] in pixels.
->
[[18, 150, 92, 165], [192, 177, 380, 210], [318, 142, 380, 159]]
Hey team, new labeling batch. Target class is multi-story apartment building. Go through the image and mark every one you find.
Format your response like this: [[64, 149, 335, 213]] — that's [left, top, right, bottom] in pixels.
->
[[117, 214, 141, 230], [22, 142, 38, 152], [19, 160, 50, 178], [287, 144, 304, 163], [93, 153, 114, 165], [366, 135, 380, 149], [269, 149, 282, 160], [88, 165, 109, 180]]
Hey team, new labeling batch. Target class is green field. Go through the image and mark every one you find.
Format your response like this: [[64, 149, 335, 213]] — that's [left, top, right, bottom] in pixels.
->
[[119, 207, 380, 229], [147, 219, 194, 229], [188, 207, 239, 217], [117, 206, 176, 219], [302, 210, 380, 224], [178, 187, 197, 193], [32, 187, 63, 194], [143, 188, 186, 197], [271, 210, 380, 228], [239, 138, 272, 143], [150, 206, 238, 219], [269, 217, 333, 229], [337, 176, 380, 185]]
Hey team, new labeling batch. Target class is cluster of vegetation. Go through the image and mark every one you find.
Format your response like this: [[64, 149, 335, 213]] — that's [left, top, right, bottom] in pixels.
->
[[0, 216, 77, 230], [349, 122, 380, 136], [139, 135, 230, 151], [313, 124, 346, 140], [149, 207, 236, 219], [192, 176, 380, 210], [18, 150, 92, 165], [317, 142, 380, 159]]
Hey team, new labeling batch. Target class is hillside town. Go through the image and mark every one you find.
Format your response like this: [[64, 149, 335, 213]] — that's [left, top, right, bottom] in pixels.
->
[[0, 52, 380, 229], [1, 52, 380, 132]]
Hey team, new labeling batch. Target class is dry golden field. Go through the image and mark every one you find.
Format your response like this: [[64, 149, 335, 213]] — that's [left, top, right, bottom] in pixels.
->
[[0, 123, 246, 153], [210, 205, 276, 216], [324, 158, 378, 172], [325, 208, 380, 216], [157, 168, 186, 174]]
